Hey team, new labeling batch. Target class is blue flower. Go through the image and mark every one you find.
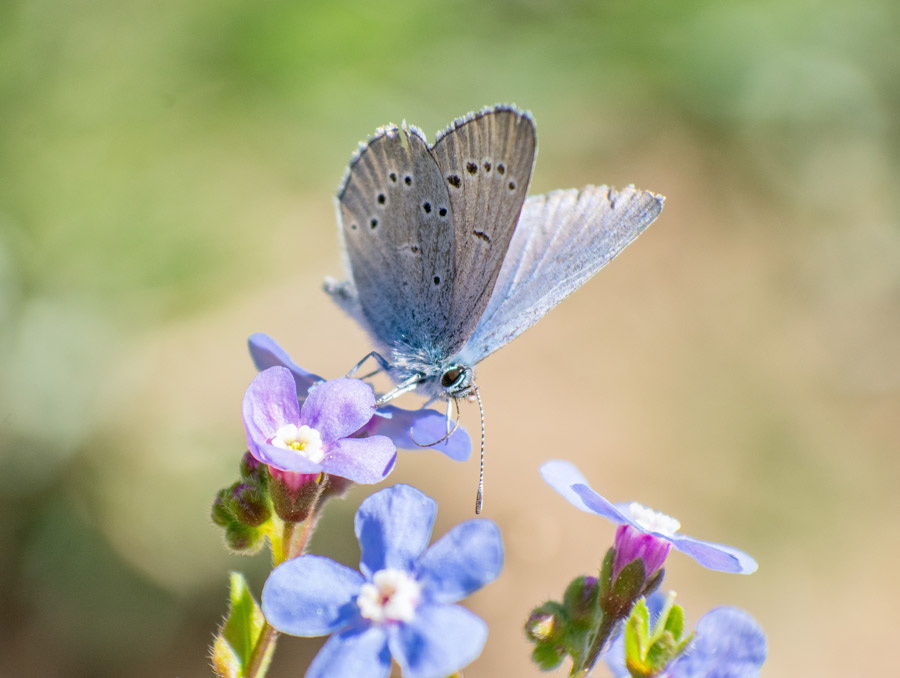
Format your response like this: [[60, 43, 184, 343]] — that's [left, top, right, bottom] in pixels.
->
[[261, 484, 504, 678], [243, 366, 396, 483], [605, 592, 767, 678], [540, 460, 757, 574], [249, 333, 471, 461]]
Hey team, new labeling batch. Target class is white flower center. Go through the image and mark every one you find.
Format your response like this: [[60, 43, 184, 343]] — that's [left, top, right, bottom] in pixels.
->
[[627, 502, 680, 536], [269, 424, 325, 464], [356, 569, 422, 624]]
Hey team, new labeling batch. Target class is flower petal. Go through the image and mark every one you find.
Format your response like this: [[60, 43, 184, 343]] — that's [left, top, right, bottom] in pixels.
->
[[242, 366, 302, 456], [261, 555, 364, 636], [671, 607, 767, 678], [324, 436, 397, 484], [669, 536, 758, 574], [250, 440, 324, 474], [541, 460, 629, 523], [247, 333, 323, 398], [375, 406, 472, 460], [300, 378, 377, 443], [307, 624, 392, 678], [355, 485, 436, 579], [388, 604, 488, 678], [569, 485, 635, 524], [416, 520, 503, 604]]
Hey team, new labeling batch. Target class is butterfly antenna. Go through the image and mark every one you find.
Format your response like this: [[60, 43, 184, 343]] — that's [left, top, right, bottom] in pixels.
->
[[409, 398, 461, 446], [474, 385, 486, 515]]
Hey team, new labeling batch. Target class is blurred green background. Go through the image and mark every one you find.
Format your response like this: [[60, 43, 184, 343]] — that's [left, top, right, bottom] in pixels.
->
[[1, 0, 898, 676]]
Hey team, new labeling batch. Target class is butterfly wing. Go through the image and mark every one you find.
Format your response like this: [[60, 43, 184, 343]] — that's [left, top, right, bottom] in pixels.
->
[[456, 185, 664, 365], [335, 124, 456, 353], [429, 105, 537, 354]]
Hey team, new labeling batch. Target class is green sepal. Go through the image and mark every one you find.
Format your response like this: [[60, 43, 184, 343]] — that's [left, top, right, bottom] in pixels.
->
[[663, 601, 683, 639], [240, 452, 268, 487], [563, 575, 600, 625], [599, 547, 615, 597], [212, 489, 234, 527], [211, 572, 273, 678], [531, 642, 566, 671], [645, 631, 677, 672], [623, 598, 650, 676], [674, 630, 695, 658], [230, 484, 272, 527], [225, 522, 266, 554], [623, 593, 694, 678], [612, 559, 646, 602], [642, 567, 665, 597]]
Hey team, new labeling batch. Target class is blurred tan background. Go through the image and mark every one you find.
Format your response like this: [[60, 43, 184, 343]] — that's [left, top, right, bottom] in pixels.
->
[[1, 1, 898, 676]]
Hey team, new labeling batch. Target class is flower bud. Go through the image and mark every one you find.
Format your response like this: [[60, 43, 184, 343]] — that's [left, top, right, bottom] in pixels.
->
[[612, 524, 671, 584], [268, 467, 324, 523], [228, 483, 271, 527], [563, 575, 599, 624], [240, 450, 267, 485], [524, 602, 566, 645], [211, 489, 233, 527]]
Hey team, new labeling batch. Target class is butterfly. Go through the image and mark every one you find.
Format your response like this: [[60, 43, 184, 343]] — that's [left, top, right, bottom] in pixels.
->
[[324, 104, 663, 510]]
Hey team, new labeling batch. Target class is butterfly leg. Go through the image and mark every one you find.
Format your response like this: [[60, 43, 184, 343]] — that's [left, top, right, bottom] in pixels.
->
[[374, 373, 423, 407], [345, 351, 391, 380]]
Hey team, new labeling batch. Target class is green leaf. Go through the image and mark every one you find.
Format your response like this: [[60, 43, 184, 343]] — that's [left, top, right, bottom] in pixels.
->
[[624, 613, 645, 663], [663, 602, 684, 640], [674, 630, 696, 657], [210, 572, 272, 678]]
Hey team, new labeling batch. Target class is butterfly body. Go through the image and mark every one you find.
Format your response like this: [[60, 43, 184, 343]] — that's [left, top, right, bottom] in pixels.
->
[[325, 105, 664, 404]]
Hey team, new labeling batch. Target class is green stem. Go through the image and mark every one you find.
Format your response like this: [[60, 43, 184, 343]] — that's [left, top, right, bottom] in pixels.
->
[[243, 489, 324, 678], [244, 621, 278, 678], [572, 613, 621, 678]]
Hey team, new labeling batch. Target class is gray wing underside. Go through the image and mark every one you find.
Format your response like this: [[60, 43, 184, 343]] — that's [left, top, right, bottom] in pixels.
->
[[456, 185, 664, 365], [430, 106, 536, 353], [335, 124, 455, 351]]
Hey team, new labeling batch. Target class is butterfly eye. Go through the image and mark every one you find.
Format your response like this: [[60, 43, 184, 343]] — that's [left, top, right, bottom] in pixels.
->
[[441, 367, 464, 388]]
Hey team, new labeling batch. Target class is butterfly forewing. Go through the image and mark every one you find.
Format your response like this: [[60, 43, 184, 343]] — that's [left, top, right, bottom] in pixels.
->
[[457, 185, 664, 365], [338, 125, 455, 352], [429, 107, 537, 354]]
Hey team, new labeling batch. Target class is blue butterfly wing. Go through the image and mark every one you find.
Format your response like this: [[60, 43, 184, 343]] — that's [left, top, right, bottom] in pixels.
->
[[456, 185, 664, 366], [334, 123, 455, 355]]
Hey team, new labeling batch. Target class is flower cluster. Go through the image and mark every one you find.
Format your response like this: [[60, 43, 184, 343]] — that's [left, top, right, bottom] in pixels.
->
[[209, 335, 767, 678], [525, 460, 760, 676]]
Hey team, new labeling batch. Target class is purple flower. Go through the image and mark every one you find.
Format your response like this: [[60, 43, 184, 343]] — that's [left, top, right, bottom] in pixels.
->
[[249, 333, 471, 461], [605, 592, 767, 678], [540, 460, 757, 574], [262, 484, 504, 678], [612, 524, 671, 582], [242, 366, 396, 484]]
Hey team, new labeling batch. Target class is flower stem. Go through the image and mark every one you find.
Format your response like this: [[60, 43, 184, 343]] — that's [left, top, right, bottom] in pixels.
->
[[243, 492, 324, 678], [572, 614, 620, 678], [244, 621, 278, 678]]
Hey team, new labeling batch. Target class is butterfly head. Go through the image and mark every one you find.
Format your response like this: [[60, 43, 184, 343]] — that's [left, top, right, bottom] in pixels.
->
[[439, 364, 475, 399]]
